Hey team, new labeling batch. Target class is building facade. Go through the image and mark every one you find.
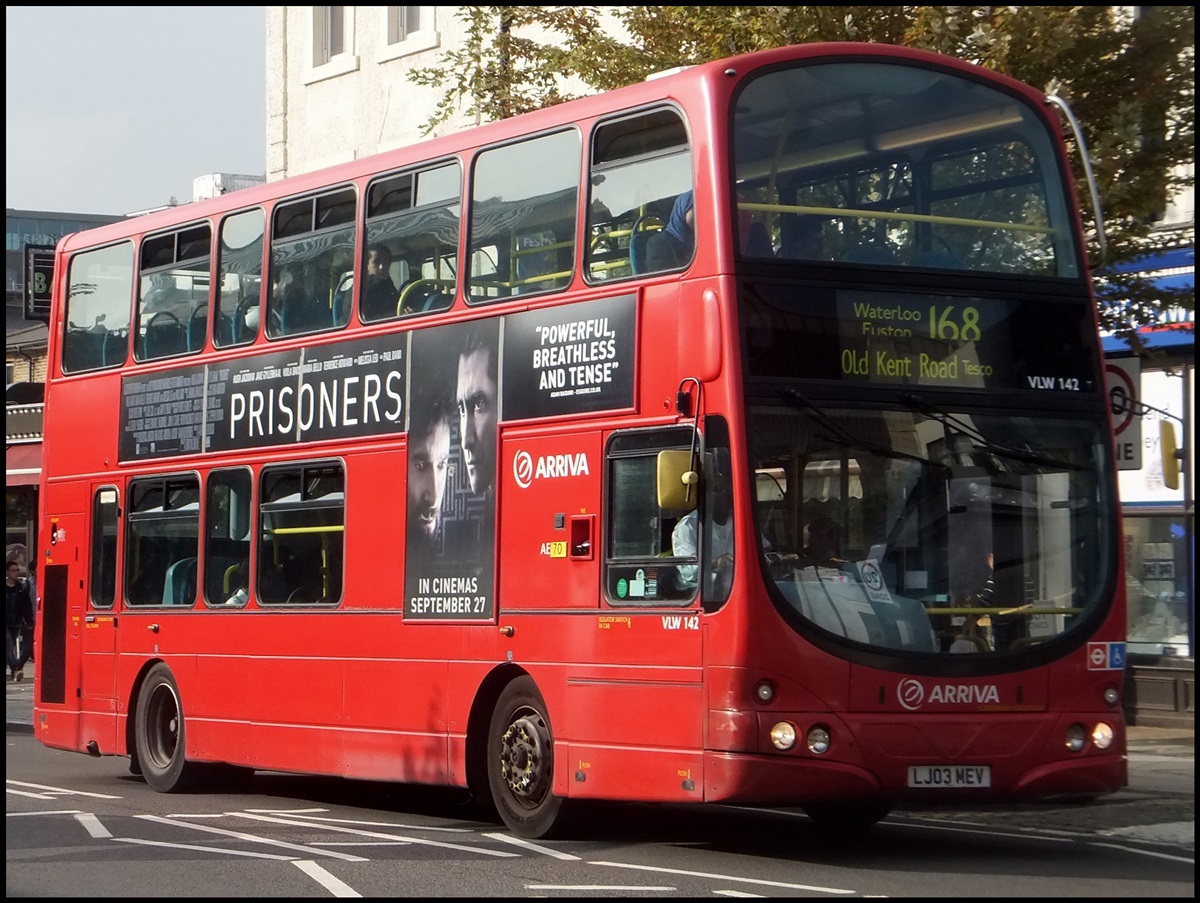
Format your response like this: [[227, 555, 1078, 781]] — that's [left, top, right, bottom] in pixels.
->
[[1103, 246, 1195, 727]]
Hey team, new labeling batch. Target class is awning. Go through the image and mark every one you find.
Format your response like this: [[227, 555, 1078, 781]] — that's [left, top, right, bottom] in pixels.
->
[[5, 443, 42, 487], [1100, 244, 1194, 353]]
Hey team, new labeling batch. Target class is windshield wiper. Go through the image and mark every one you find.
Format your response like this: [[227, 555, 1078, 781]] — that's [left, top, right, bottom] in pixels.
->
[[781, 389, 943, 468], [896, 392, 1083, 472]]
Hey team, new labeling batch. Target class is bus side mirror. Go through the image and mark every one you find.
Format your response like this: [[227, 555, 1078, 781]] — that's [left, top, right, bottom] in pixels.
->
[[1160, 420, 1182, 490], [657, 449, 699, 512]]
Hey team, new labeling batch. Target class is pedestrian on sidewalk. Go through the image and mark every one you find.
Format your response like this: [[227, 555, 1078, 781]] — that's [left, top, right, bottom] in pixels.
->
[[6, 559, 34, 681]]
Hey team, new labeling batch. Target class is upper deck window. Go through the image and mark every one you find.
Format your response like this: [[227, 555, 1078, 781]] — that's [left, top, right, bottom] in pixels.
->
[[268, 187, 358, 338], [732, 61, 1079, 278], [215, 209, 266, 348], [362, 161, 461, 321], [135, 223, 212, 362], [467, 129, 580, 303], [62, 242, 134, 374], [586, 108, 693, 282]]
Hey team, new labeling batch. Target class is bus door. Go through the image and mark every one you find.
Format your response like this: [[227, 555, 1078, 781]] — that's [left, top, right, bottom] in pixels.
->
[[498, 431, 604, 610], [78, 484, 121, 751], [34, 481, 109, 748]]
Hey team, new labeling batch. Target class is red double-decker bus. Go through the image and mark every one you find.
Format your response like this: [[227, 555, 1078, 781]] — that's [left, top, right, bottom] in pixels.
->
[[35, 42, 1126, 838]]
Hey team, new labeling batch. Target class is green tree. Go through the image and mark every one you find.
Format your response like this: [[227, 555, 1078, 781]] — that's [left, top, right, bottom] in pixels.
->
[[410, 6, 1194, 350]]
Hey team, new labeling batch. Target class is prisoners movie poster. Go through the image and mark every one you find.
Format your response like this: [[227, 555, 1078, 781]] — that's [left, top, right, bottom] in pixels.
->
[[404, 319, 499, 620]]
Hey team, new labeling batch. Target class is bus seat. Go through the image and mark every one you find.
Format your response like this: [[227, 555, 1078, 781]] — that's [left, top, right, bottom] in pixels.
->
[[187, 307, 208, 351], [162, 557, 198, 606], [419, 290, 449, 313], [102, 329, 128, 367], [142, 320, 186, 359], [629, 215, 663, 274], [332, 272, 354, 325]]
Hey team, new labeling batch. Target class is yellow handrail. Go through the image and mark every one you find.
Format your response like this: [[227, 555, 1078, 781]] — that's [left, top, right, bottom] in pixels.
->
[[738, 201, 1058, 236]]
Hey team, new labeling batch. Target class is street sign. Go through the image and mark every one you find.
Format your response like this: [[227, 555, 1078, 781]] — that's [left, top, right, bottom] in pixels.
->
[[24, 243, 55, 324], [1105, 358, 1141, 470]]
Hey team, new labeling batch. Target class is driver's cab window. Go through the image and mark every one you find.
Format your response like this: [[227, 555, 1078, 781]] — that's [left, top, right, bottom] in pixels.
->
[[605, 418, 733, 610]]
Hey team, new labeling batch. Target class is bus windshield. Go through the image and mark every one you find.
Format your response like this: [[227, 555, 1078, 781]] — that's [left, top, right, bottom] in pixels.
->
[[733, 59, 1080, 277], [749, 399, 1112, 656]]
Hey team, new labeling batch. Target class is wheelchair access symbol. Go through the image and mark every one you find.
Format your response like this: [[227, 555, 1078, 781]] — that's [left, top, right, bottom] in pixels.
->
[[1087, 641, 1126, 671]]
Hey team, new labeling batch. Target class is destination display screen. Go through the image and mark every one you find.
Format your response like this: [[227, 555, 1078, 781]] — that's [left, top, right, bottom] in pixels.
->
[[742, 283, 1101, 394]]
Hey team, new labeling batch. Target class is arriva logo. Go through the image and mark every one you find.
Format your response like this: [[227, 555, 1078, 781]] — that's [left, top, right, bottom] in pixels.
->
[[513, 450, 590, 489], [896, 678, 1000, 711]]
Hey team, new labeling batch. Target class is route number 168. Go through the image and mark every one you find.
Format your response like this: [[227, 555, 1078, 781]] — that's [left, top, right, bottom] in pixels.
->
[[929, 305, 982, 342]]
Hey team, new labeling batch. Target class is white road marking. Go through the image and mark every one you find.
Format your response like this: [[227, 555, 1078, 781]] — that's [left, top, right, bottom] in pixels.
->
[[483, 831, 581, 860], [137, 813, 368, 861], [293, 859, 363, 897], [591, 860, 856, 894], [113, 836, 300, 859], [226, 811, 519, 857], [527, 886, 674, 893], [75, 812, 112, 838], [252, 810, 472, 834], [1090, 842, 1194, 864], [6, 779, 120, 799]]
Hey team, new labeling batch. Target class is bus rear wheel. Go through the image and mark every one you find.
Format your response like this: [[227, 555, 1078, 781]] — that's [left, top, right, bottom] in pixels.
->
[[487, 676, 570, 838], [134, 663, 204, 792]]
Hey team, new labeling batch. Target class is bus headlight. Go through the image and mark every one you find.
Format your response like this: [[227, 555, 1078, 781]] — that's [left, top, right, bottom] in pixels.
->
[[1065, 723, 1087, 752], [806, 726, 831, 755], [1091, 722, 1114, 750], [770, 721, 797, 750], [1103, 686, 1120, 706], [755, 680, 776, 704]]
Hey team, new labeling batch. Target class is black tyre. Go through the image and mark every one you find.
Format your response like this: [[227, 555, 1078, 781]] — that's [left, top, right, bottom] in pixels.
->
[[134, 663, 204, 792], [801, 799, 893, 829], [487, 676, 570, 838]]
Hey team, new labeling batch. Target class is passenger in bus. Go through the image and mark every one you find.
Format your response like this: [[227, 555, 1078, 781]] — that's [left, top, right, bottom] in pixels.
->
[[672, 476, 734, 596], [780, 215, 825, 260], [743, 220, 775, 257], [803, 515, 843, 562], [645, 189, 694, 271], [949, 551, 996, 652], [272, 263, 324, 334], [361, 243, 399, 320], [407, 383, 455, 552], [455, 326, 499, 499]]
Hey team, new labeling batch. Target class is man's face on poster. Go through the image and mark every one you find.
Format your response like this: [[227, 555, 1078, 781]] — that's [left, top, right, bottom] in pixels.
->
[[408, 418, 451, 539], [456, 346, 498, 494]]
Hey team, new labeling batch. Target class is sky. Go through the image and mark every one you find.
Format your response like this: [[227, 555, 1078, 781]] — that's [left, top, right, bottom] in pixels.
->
[[5, 6, 265, 216]]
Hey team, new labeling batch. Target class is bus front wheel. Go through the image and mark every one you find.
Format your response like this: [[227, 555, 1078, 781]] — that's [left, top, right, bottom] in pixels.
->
[[487, 676, 570, 838], [134, 663, 203, 793]]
